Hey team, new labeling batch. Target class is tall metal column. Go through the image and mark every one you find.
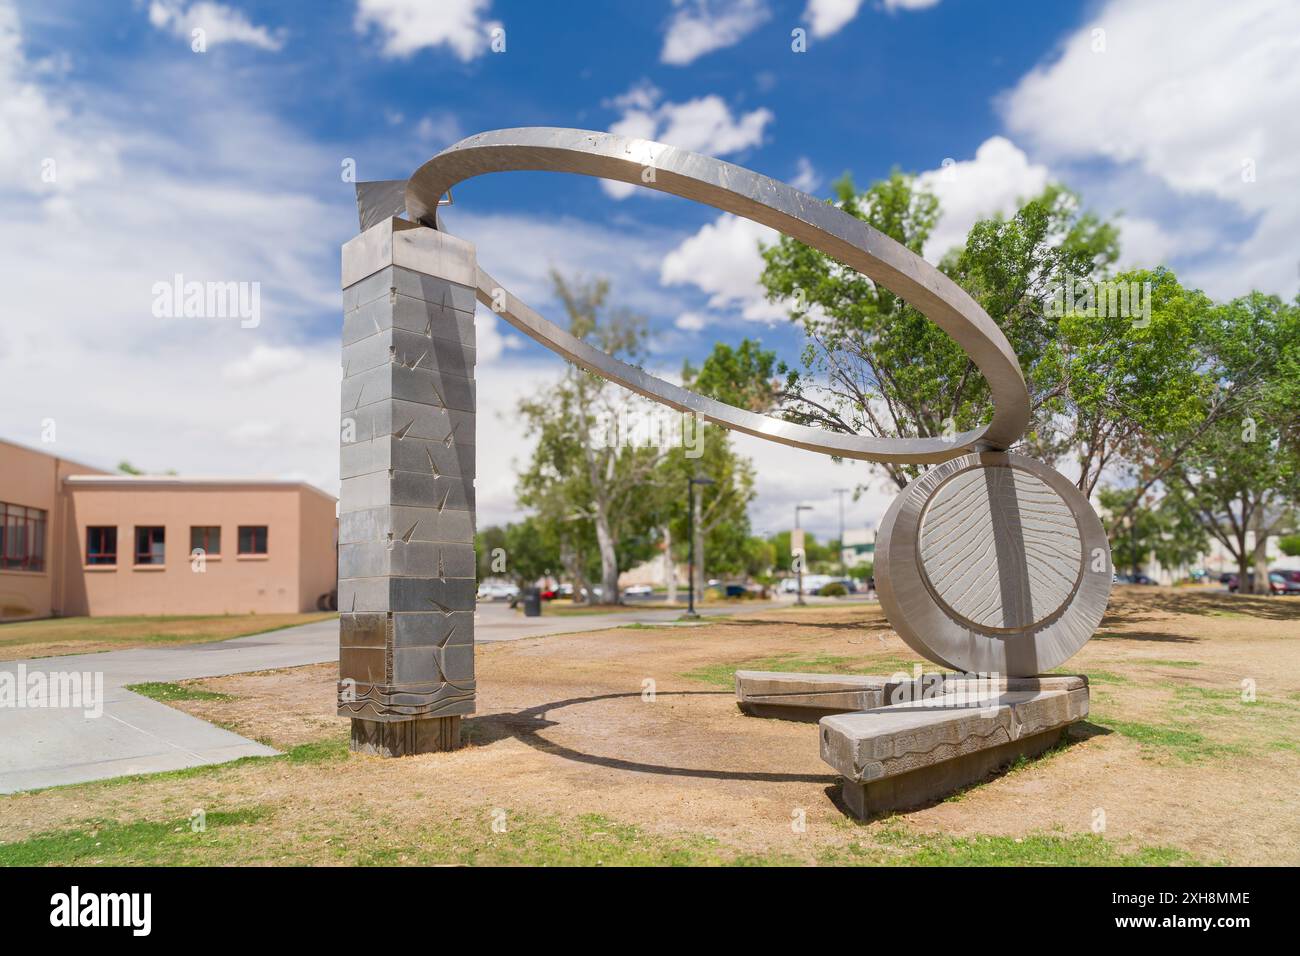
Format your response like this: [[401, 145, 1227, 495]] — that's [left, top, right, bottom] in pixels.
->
[[336, 217, 477, 755]]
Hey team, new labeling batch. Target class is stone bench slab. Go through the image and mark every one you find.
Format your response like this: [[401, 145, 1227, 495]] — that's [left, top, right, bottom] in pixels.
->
[[734, 671, 896, 720], [818, 682, 1089, 818], [736, 669, 1085, 721]]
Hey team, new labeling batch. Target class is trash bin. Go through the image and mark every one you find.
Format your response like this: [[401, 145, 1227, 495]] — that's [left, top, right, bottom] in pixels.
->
[[522, 587, 542, 617]]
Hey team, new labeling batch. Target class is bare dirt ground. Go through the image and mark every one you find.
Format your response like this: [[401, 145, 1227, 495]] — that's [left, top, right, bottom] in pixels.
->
[[0, 613, 333, 661], [2, 589, 1297, 865]]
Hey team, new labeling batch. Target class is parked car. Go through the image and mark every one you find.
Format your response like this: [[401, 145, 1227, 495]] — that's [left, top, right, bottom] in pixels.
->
[[1226, 572, 1300, 595], [476, 583, 519, 601], [1115, 573, 1156, 585], [623, 584, 654, 597], [1273, 573, 1300, 595]]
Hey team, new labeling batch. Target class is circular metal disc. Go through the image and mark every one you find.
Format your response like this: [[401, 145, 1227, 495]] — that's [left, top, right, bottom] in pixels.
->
[[876, 453, 1111, 676]]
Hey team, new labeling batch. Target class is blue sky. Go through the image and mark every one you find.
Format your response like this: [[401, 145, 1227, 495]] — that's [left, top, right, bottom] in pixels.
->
[[2, 0, 1296, 539]]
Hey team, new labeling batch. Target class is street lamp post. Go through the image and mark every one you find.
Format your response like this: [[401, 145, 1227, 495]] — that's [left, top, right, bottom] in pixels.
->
[[686, 476, 715, 618], [794, 503, 813, 606], [833, 487, 849, 578]]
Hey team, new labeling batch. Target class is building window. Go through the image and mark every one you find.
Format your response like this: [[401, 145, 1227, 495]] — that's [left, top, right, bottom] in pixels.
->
[[86, 526, 118, 566], [0, 501, 47, 572], [135, 526, 166, 566], [190, 526, 221, 556], [238, 525, 268, 555]]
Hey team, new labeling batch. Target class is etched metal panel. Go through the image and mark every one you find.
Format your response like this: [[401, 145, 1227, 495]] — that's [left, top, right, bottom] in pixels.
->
[[918, 465, 1082, 632], [876, 453, 1111, 677], [338, 244, 477, 724]]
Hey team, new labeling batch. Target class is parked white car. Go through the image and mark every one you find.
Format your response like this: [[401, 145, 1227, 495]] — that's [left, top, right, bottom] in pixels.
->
[[623, 584, 654, 597], [476, 583, 519, 601]]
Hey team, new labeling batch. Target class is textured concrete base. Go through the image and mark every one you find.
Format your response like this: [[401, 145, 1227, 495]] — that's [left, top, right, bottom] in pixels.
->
[[816, 676, 1088, 819], [350, 715, 462, 756], [739, 670, 1086, 719], [735, 671, 895, 721], [840, 726, 1066, 819]]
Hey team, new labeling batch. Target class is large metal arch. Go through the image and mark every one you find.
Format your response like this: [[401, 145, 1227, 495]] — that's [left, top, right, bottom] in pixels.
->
[[405, 127, 1032, 464]]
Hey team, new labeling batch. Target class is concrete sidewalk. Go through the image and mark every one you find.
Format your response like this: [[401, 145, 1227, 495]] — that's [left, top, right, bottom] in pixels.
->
[[0, 619, 340, 794], [0, 602, 769, 793]]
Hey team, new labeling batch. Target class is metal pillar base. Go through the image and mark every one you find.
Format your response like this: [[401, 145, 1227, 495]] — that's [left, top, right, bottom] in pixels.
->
[[350, 716, 462, 756]]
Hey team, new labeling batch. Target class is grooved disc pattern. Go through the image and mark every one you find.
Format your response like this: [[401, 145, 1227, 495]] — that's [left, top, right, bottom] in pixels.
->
[[918, 465, 1081, 631]]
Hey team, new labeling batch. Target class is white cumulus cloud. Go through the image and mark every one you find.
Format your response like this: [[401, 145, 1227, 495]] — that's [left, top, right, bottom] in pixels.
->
[[605, 83, 773, 198], [354, 0, 500, 60], [148, 1, 285, 51], [660, 213, 782, 322], [661, 0, 771, 65], [915, 136, 1050, 263], [1000, 0, 1300, 298], [804, 0, 939, 38]]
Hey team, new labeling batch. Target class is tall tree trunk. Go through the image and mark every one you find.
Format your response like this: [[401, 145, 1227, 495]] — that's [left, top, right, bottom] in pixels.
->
[[1235, 521, 1252, 595], [562, 540, 590, 606], [663, 525, 677, 605], [1252, 507, 1272, 596], [595, 508, 620, 604]]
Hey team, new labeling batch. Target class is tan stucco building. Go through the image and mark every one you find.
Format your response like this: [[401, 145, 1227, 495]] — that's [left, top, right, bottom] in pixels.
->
[[0, 438, 337, 621]]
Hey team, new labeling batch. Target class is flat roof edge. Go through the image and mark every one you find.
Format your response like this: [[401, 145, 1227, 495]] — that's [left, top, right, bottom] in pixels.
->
[[63, 475, 337, 502]]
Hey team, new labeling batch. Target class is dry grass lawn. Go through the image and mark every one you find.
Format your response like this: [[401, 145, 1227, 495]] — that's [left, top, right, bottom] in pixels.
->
[[0, 613, 334, 661], [1, 589, 1297, 865]]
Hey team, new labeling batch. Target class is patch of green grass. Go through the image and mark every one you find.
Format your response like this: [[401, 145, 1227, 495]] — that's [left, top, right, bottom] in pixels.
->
[[13, 735, 348, 796], [1098, 718, 1243, 762], [0, 808, 272, 866], [1130, 658, 1202, 668], [1051, 667, 1131, 685], [352, 812, 798, 867], [681, 653, 933, 688], [284, 737, 350, 764], [125, 681, 232, 703], [821, 825, 1197, 866]]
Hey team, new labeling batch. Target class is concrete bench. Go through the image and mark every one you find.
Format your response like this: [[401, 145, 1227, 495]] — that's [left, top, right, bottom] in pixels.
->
[[818, 676, 1089, 818], [734, 671, 900, 721]]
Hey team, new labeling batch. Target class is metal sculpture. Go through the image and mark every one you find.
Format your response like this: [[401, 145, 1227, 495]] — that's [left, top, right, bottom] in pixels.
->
[[339, 127, 1112, 755]]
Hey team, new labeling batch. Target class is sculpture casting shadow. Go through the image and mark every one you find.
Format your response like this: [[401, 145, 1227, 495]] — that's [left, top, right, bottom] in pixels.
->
[[466, 689, 835, 785]]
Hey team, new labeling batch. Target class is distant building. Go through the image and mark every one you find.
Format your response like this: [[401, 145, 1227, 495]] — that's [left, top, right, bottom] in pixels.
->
[[841, 527, 876, 568], [0, 438, 337, 622]]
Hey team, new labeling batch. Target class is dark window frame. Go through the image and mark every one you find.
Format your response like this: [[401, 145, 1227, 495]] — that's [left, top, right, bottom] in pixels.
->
[[1, 501, 48, 572], [190, 525, 222, 557], [86, 526, 118, 566], [237, 525, 269, 555], [134, 526, 166, 566]]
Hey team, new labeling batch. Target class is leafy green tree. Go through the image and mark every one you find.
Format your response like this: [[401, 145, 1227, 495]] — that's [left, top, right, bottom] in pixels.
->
[[502, 517, 561, 588], [1098, 486, 1208, 578], [681, 339, 778, 412], [759, 174, 1118, 489], [766, 530, 835, 573], [516, 272, 665, 604], [1167, 293, 1300, 593], [474, 525, 508, 582]]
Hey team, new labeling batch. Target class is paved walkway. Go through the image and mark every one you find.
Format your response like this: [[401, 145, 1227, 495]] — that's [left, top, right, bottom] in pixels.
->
[[0, 602, 769, 793]]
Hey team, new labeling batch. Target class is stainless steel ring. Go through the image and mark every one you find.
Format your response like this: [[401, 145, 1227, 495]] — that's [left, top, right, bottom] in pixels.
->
[[406, 127, 1031, 464]]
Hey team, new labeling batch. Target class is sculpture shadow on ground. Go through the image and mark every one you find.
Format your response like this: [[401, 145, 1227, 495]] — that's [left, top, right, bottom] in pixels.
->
[[1113, 589, 1300, 622], [712, 617, 892, 633], [465, 689, 835, 784]]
